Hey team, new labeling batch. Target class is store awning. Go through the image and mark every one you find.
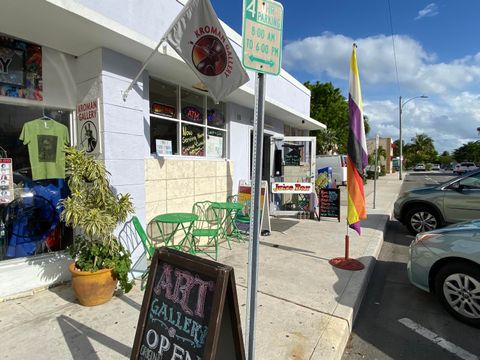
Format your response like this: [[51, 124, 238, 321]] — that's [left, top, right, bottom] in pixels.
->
[[0, 0, 325, 131]]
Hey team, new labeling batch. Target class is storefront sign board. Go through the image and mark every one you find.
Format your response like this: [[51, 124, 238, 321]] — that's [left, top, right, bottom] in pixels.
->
[[206, 131, 223, 158], [242, 0, 283, 75], [271, 182, 312, 194], [318, 188, 340, 222], [131, 247, 245, 360], [156, 139, 173, 156], [76, 98, 101, 155], [238, 180, 271, 233], [0, 158, 14, 204]]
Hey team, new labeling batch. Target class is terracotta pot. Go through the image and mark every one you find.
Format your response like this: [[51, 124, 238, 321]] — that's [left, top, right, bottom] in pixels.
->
[[69, 262, 118, 306]]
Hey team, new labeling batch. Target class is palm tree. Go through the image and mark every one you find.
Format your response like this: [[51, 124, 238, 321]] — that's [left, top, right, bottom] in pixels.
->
[[316, 128, 339, 155], [405, 133, 437, 166]]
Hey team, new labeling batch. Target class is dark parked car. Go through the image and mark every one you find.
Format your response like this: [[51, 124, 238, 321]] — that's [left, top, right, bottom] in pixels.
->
[[394, 169, 480, 234]]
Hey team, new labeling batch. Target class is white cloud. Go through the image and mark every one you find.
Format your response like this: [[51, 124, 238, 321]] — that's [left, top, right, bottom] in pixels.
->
[[364, 94, 480, 153], [415, 3, 439, 20], [283, 33, 480, 152]]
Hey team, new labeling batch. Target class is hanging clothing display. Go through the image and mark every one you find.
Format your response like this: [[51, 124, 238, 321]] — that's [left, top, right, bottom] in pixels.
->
[[19, 118, 69, 180]]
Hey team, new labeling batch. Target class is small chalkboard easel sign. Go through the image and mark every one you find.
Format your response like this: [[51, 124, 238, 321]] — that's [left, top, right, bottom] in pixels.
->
[[318, 188, 341, 222], [131, 247, 245, 360]]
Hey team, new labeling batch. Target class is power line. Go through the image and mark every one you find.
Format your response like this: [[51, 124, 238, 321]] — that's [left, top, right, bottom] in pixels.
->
[[387, 0, 401, 96]]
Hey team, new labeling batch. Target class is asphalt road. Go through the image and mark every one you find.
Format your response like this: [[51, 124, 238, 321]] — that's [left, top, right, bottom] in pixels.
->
[[342, 171, 480, 360]]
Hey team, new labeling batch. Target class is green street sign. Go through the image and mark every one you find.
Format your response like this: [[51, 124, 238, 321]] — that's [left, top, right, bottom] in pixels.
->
[[242, 0, 283, 75]]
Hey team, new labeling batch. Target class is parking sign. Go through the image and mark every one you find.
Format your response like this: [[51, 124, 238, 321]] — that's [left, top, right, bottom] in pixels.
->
[[242, 0, 283, 75]]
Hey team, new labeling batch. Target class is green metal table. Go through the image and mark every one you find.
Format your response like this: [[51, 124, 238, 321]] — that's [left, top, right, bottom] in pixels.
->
[[211, 201, 244, 248], [153, 212, 198, 252]]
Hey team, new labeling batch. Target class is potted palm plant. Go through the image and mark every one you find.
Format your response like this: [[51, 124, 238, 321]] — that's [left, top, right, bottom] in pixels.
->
[[61, 147, 135, 306]]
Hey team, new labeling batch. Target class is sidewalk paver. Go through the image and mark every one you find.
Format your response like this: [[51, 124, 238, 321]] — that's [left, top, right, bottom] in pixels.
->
[[0, 173, 403, 360]]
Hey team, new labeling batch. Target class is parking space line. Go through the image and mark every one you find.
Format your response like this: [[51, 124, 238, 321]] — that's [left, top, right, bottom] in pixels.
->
[[424, 176, 440, 184], [398, 318, 478, 360]]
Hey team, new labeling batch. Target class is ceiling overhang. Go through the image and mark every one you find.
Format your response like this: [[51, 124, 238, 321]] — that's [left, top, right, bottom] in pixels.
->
[[0, 0, 325, 131]]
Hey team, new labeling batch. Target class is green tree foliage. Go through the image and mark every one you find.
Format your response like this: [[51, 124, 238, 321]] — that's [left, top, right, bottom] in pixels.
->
[[438, 150, 453, 167], [368, 145, 387, 165], [306, 81, 371, 155], [392, 139, 402, 157], [403, 133, 438, 168], [315, 128, 338, 154], [453, 141, 480, 163], [306, 81, 349, 154], [363, 115, 371, 137]]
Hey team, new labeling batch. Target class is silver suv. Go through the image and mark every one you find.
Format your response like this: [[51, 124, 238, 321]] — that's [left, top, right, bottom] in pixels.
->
[[394, 170, 480, 234]]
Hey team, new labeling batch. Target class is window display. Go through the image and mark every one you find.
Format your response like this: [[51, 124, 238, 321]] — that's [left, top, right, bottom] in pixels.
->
[[149, 78, 227, 157], [150, 118, 178, 155], [207, 129, 224, 158], [181, 124, 205, 156], [0, 103, 72, 261], [20, 118, 69, 180], [0, 34, 43, 101]]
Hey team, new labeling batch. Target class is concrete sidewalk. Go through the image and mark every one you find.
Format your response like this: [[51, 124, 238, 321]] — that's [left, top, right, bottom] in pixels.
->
[[0, 173, 403, 360]]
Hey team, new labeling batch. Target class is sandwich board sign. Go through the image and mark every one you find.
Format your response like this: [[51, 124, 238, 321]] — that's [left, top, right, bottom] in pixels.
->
[[131, 247, 245, 360], [242, 0, 283, 75]]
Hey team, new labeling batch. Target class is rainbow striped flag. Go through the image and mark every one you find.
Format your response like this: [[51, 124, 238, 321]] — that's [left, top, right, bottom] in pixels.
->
[[347, 45, 368, 235]]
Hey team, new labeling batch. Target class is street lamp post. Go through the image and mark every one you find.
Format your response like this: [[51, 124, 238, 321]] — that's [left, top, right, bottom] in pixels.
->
[[398, 95, 428, 180]]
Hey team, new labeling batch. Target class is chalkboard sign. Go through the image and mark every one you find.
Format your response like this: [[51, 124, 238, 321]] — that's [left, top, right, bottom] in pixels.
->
[[318, 188, 340, 222], [182, 124, 205, 156], [284, 149, 300, 166], [131, 247, 245, 360]]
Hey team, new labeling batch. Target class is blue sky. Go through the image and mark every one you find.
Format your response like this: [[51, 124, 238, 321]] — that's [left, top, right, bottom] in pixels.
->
[[210, 0, 480, 153]]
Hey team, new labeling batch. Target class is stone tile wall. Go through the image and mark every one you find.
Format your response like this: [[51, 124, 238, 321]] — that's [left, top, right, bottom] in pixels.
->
[[144, 158, 234, 243]]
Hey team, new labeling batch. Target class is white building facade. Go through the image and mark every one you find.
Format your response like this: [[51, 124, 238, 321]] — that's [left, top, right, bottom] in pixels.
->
[[0, 0, 324, 299]]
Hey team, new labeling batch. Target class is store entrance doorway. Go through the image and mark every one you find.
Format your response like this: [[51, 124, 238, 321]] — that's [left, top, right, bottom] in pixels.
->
[[249, 132, 272, 189]]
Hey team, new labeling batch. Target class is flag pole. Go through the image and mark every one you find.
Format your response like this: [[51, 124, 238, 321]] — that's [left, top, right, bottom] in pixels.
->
[[121, 0, 195, 102], [329, 44, 365, 271], [121, 36, 167, 102]]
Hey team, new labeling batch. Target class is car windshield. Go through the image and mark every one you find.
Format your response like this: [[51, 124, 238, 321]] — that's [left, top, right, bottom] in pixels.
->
[[440, 170, 480, 187]]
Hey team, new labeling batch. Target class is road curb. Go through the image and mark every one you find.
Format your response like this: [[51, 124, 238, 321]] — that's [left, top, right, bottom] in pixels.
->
[[324, 212, 392, 360]]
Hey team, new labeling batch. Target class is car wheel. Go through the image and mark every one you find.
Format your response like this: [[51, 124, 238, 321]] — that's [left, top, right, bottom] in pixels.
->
[[434, 263, 480, 327], [405, 206, 440, 234]]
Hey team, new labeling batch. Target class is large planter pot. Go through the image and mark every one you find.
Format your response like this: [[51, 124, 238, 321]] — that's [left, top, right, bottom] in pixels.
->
[[69, 262, 118, 306]]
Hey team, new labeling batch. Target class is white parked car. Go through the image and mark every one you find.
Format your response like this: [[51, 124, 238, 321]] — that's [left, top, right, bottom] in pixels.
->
[[413, 163, 426, 171], [454, 162, 478, 175], [431, 164, 441, 171]]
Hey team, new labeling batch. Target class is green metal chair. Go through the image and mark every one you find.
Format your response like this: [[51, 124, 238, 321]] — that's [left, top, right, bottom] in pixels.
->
[[190, 201, 221, 260], [227, 195, 250, 237], [131, 216, 154, 290]]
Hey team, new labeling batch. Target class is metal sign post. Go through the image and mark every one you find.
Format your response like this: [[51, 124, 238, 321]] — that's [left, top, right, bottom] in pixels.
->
[[245, 72, 265, 360], [243, 1, 283, 358]]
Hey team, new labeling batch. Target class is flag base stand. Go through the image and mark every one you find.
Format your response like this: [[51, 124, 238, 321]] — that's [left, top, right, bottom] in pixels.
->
[[329, 235, 365, 271], [329, 257, 364, 271]]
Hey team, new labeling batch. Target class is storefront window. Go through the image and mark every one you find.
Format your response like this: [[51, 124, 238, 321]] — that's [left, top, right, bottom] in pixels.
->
[[150, 81, 177, 118], [181, 89, 204, 124], [207, 98, 225, 129], [207, 129, 225, 158], [150, 118, 178, 155], [0, 103, 73, 261], [149, 78, 227, 158], [181, 124, 205, 156]]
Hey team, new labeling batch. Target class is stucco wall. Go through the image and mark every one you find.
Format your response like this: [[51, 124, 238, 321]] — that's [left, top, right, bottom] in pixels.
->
[[144, 158, 234, 243]]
